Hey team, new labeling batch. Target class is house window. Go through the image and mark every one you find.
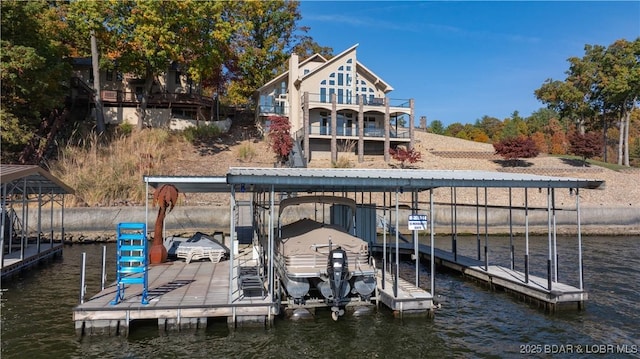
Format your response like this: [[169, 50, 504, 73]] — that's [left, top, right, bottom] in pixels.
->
[[320, 88, 327, 103], [338, 73, 343, 86], [304, 69, 310, 75], [175, 72, 181, 85], [106, 70, 113, 82], [337, 89, 343, 104]]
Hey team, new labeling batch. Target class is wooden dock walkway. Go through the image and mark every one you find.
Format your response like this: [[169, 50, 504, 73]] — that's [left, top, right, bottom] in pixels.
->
[[1, 241, 63, 279], [377, 274, 433, 316], [371, 242, 587, 311], [73, 249, 275, 336]]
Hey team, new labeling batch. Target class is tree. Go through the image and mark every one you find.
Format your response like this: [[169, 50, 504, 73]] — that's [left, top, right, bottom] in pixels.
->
[[68, 1, 237, 130], [428, 119, 444, 135], [493, 136, 540, 166], [389, 146, 422, 168], [475, 115, 503, 141], [225, 1, 302, 105], [267, 115, 293, 165], [569, 131, 603, 165], [1, 0, 72, 163]]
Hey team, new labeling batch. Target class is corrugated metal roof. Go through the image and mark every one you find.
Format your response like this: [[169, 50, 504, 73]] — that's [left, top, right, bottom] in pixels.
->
[[226, 167, 605, 193], [144, 175, 229, 193], [145, 167, 604, 194], [1, 164, 75, 195]]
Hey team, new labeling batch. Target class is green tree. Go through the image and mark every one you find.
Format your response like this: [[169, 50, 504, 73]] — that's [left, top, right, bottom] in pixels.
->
[[428, 119, 444, 135], [1, 0, 72, 163], [475, 115, 503, 141], [69, 1, 236, 130], [226, 1, 302, 105]]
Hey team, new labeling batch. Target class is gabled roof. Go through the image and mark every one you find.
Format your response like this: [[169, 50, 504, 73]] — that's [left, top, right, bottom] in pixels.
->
[[1, 165, 75, 195], [256, 44, 394, 93]]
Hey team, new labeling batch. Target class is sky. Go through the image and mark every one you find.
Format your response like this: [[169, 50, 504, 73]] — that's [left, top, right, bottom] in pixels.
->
[[298, 1, 640, 126]]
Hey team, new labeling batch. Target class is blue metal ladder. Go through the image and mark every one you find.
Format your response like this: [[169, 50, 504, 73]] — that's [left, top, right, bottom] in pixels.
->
[[110, 222, 149, 305]]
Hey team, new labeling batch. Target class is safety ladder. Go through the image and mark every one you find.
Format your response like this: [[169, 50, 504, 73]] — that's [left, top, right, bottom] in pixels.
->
[[110, 222, 149, 305]]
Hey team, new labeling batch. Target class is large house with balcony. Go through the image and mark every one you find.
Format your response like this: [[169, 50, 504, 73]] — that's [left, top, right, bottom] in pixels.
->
[[255, 44, 415, 164], [71, 58, 219, 129]]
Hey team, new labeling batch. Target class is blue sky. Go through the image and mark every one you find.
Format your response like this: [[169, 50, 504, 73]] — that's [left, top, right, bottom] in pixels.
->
[[298, 1, 640, 126]]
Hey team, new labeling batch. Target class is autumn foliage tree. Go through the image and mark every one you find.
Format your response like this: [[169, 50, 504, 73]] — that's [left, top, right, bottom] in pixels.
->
[[389, 145, 422, 168], [569, 131, 603, 165], [267, 115, 293, 165], [493, 136, 540, 166]]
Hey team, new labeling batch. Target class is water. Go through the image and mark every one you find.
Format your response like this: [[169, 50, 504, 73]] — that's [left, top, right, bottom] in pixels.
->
[[2, 236, 639, 358]]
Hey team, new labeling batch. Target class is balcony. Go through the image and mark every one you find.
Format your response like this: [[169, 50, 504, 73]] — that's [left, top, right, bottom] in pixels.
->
[[100, 90, 214, 107], [308, 126, 410, 140], [306, 93, 411, 108]]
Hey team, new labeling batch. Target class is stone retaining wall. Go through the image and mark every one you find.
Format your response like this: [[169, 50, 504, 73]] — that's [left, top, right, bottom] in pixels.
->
[[27, 205, 640, 241]]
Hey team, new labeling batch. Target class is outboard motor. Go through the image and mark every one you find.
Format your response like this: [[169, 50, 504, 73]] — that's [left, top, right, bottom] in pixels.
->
[[327, 246, 349, 321]]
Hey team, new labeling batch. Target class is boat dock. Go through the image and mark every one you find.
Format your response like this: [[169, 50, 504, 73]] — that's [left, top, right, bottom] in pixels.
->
[[74, 247, 275, 336], [73, 167, 602, 336], [372, 242, 586, 311], [1, 165, 73, 280]]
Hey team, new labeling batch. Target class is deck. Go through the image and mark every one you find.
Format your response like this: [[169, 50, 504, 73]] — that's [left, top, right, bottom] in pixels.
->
[[73, 248, 275, 336]]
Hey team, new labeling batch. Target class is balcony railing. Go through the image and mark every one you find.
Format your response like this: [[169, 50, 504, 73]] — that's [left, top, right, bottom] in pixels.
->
[[305, 93, 410, 108], [308, 126, 410, 139], [100, 90, 214, 106], [257, 104, 288, 116]]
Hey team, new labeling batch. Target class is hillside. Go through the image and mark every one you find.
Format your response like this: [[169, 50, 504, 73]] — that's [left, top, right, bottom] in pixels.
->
[[169, 122, 638, 211]]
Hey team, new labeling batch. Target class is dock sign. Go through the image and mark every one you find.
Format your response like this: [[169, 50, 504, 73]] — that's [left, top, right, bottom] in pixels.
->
[[408, 214, 428, 230]]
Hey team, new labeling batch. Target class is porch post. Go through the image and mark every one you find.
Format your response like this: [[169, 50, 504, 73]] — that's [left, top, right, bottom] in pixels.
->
[[331, 93, 337, 163], [358, 94, 364, 163], [303, 92, 310, 162], [409, 98, 415, 150], [384, 98, 390, 162]]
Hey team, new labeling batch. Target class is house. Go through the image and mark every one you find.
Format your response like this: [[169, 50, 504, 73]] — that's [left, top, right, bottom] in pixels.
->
[[255, 44, 415, 164], [70, 59, 222, 130]]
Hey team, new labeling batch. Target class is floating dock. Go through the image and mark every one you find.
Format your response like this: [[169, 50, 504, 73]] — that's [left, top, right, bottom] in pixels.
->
[[73, 246, 433, 336], [372, 242, 587, 311], [74, 248, 275, 336], [1, 241, 63, 279]]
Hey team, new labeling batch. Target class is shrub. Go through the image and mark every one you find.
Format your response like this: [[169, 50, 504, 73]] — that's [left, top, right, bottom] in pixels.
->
[[493, 136, 539, 166], [237, 142, 256, 162], [182, 124, 221, 143], [389, 145, 422, 168], [267, 116, 293, 164], [569, 131, 602, 165]]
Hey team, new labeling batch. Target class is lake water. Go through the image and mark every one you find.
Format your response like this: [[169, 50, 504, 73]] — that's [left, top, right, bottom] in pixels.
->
[[1, 236, 639, 358]]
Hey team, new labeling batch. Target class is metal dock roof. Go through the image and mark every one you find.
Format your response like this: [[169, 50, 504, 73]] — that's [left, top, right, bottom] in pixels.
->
[[1, 164, 75, 195], [144, 167, 604, 194]]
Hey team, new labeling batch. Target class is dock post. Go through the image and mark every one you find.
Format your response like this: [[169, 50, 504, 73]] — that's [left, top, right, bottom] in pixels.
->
[[101, 245, 107, 291], [552, 188, 558, 282], [524, 189, 529, 283], [453, 188, 457, 262], [547, 188, 552, 291], [576, 188, 584, 290], [484, 187, 488, 271], [394, 189, 399, 298], [412, 191, 419, 288], [80, 252, 86, 304], [476, 188, 480, 261], [509, 188, 514, 270], [430, 188, 435, 301], [382, 192, 387, 289]]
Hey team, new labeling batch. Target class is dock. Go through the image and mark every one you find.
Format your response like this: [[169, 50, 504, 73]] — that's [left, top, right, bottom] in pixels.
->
[[1, 241, 63, 279], [73, 248, 275, 336], [73, 245, 433, 336], [372, 242, 587, 311]]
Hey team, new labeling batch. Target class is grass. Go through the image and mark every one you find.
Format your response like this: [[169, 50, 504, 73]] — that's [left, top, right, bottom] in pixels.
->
[[236, 142, 257, 162], [50, 128, 186, 206]]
